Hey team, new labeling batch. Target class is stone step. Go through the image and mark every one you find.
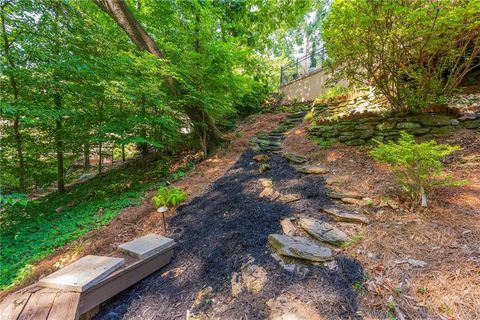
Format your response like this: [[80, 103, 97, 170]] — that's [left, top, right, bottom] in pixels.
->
[[321, 205, 369, 224], [282, 153, 307, 164], [268, 234, 333, 262], [298, 165, 329, 174], [299, 217, 350, 246]]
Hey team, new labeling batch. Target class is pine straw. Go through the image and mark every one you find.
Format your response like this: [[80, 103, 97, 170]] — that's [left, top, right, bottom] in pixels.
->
[[283, 126, 480, 319]]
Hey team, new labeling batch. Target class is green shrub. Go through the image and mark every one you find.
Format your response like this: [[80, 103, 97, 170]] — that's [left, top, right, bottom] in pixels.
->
[[369, 132, 465, 207], [152, 187, 187, 208]]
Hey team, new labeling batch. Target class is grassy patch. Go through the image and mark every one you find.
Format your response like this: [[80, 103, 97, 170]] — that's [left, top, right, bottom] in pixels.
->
[[0, 154, 192, 290]]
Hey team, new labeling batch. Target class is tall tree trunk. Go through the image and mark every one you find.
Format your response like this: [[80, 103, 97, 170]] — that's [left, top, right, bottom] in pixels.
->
[[122, 144, 126, 162], [98, 141, 103, 174], [2, 11, 26, 192], [139, 94, 149, 156], [93, 0, 224, 151], [83, 142, 91, 170], [54, 94, 65, 193]]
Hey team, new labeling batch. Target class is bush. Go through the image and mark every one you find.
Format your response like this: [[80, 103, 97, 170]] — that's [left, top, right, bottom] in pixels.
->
[[152, 187, 187, 208], [369, 132, 465, 207], [323, 0, 480, 111]]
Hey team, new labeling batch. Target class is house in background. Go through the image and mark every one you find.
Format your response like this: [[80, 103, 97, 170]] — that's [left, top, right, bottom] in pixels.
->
[[279, 47, 346, 102]]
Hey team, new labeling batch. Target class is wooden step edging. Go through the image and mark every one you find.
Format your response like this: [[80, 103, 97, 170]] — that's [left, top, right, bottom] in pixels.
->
[[0, 234, 175, 320]]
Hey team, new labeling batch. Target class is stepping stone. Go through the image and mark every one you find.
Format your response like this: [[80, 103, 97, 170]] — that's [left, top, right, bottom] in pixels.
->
[[341, 197, 373, 207], [268, 234, 333, 262], [253, 154, 269, 162], [298, 165, 329, 174], [278, 193, 302, 203], [259, 162, 270, 173], [299, 217, 350, 246], [260, 188, 281, 200], [282, 153, 307, 164], [118, 234, 175, 259], [280, 218, 296, 236], [321, 206, 369, 224], [326, 191, 362, 199], [258, 178, 273, 188], [38, 255, 125, 292]]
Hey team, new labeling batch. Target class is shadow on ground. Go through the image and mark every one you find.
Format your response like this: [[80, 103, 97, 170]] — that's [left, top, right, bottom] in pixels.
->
[[95, 150, 363, 320]]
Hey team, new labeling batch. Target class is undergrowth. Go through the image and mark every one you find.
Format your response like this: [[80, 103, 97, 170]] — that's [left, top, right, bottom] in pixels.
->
[[0, 154, 194, 290]]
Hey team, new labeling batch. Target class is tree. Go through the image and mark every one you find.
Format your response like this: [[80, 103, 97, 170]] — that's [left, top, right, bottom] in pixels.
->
[[323, 0, 480, 110]]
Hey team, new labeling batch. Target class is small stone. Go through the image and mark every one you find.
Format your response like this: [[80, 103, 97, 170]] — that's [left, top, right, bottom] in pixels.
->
[[259, 162, 270, 173], [299, 217, 350, 246], [321, 206, 369, 224], [253, 154, 269, 162], [341, 197, 373, 207], [260, 188, 280, 201], [231, 262, 268, 297], [327, 191, 362, 199], [278, 193, 302, 203], [268, 234, 333, 262], [280, 218, 296, 236], [449, 119, 460, 126], [193, 286, 213, 306], [298, 165, 329, 174], [267, 294, 323, 320], [258, 178, 273, 189], [282, 153, 307, 164], [157, 206, 168, 213]]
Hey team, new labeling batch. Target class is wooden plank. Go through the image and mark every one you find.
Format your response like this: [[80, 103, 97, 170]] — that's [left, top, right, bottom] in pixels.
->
[[48, 292, 81, 320], [79, 247, 174, 315], [0, 291, 32, 320], [37, 255, 125, 292], [118, 234, 175, 259], [18, 289, 57, 320]]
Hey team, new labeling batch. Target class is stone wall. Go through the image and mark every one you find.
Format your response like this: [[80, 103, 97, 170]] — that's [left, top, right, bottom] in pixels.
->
[[307, 113, 480, 146]]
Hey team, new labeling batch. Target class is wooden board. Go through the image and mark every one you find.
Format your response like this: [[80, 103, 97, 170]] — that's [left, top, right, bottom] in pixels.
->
[[118, 234, 174, 259], [37, 255, 125, 292], [0, 291, 32, 320], [48, 292, 81, 320], [79, 247, 174, 315], [18, 288, 58, 320]]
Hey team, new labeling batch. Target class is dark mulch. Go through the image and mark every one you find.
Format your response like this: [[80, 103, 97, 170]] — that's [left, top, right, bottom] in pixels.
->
[[95, 150, 363, 320]]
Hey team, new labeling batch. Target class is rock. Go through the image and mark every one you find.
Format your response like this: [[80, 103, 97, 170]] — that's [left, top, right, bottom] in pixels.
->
[[299, 217, 350, 246], [279, 193, 302, 203], [430, 126, 456, 134], [394, 258, 427, 268], [396, 122, 422, 129], [405, 127, 431, 135], [341, 197, 373, 207], [325, 177, 342, 185], [231, 262, 268, 297], [55, 206, 66, 213], [260, 188, 280, 201], [282, 153, 307, 164], [258, 178, 273, 189], [267, 294, 323, 320], [259, 162, 270, 173], [344, 139, 366, 146], [449, 119, 459, 126], [280, 218, 296, 236], [268, 234, 333, 262], [462, 119, 480, 129], [321, 206, 369, 224], [376, 120, 398, 131], [253, 154, 269, 162], [193, 286, 213, 307], [405, 114, 452, 126], [326, 191, 362, 199], [298, 165, 329, 174]]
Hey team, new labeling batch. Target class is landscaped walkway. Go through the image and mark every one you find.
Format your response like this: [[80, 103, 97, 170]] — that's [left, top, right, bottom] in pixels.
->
[[94, 113, 367, 319]]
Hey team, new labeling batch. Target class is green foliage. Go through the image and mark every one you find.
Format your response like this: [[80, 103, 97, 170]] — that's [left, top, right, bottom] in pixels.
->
[[323, 0, 480, 110], [369, 132, 464, 207], [0, 193, 28, 207], [152, 187, 187, 208], [316, 85, 351, 102]]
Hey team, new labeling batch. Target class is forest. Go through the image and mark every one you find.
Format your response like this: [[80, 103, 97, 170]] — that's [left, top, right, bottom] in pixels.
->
[[1, 1, 479, 319]]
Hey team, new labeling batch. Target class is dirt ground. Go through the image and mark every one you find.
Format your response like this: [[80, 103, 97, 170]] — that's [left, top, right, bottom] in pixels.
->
[[283, 123, 480, 319], [0, 112, 288, 300]]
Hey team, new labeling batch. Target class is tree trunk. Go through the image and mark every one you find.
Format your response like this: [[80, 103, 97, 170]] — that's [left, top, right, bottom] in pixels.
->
[[84, 142, 91, 170], [2, 11, 26, 192], [13, 116, 25, 192], [93, 0, 224, 151], [139, 94, 149, 156], [54, 94, 65, 193], [98, 141, 103, 174], [122, 144, 126, 162]]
